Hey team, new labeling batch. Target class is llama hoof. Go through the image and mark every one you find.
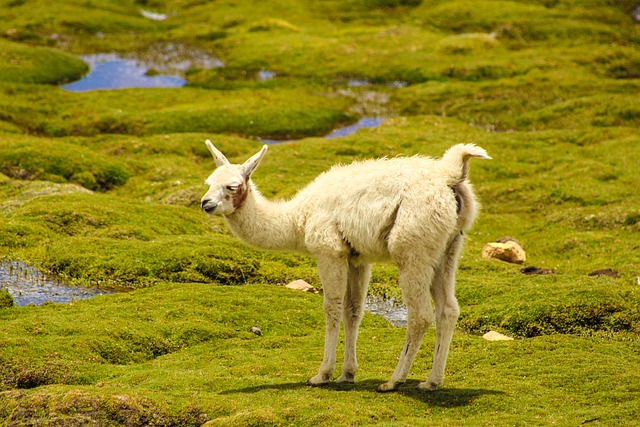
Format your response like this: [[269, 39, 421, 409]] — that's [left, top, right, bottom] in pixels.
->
[[376, 381, 400, 393], [306, 374, 331, 386], [336, 373, 355, 384], [417, 381, 440, 391]]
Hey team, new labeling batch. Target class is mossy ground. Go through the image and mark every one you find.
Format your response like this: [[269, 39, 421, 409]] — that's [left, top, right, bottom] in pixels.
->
[[0, 0, 639, 425]]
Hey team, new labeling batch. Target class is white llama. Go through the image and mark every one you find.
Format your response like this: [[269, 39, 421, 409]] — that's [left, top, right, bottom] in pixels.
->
[[201, 140, 490, 391]]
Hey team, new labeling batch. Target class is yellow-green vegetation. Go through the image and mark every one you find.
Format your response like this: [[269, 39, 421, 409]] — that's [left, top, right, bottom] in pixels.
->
[[0, 0, 639, 425]]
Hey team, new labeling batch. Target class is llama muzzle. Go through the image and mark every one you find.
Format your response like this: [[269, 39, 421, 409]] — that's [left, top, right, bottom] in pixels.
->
[[201, 199, 218, 214]]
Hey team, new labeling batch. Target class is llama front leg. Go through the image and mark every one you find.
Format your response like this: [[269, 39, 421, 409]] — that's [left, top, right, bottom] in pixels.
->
[[336, 262, 371, 383], [307, 255, 348, 386], [378, 267, 434, 392], [419, 234, 463, 391]]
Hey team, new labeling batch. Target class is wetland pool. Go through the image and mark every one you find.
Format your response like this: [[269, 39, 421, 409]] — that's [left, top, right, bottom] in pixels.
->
[[62, 53, 187, 91], [0, 261, 407, 326], [260, 117, 386, 144], [0, 260, 111, 306], [62, 45, 223, 91]]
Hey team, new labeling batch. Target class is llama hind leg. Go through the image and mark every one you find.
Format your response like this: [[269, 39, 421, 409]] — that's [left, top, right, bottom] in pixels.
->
[[378, 266, 434, 392], [419, 234, 463, 391], [307, 255, 348, 386], [336, 262, 371, 383]]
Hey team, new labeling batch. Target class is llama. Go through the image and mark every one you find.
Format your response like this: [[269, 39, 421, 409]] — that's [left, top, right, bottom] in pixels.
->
[[200, 140, 490, 391]]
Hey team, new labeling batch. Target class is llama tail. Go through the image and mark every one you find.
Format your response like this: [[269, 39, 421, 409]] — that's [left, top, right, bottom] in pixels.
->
[[440, 143, 491, 184]]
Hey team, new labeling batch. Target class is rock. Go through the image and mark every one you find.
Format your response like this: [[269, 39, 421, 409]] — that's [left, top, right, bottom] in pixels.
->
[[588, 268, 619, 278], [496, 236, 525, 249], [520, 266, 555, 275], [482, 241, 526, 264], [636, 277, 640, 286], [250, 326, 262, 336], [482, 331, 514, 341], [285, 279, 318, 293]]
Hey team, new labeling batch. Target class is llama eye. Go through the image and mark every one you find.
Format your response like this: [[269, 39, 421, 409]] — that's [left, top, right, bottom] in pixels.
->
[[226, 185, 239, 192]]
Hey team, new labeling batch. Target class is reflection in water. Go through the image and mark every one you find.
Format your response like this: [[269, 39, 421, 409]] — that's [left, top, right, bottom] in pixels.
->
[[257, 70, 276, 81], [348, 79, 370, 87], [61, 54, 186, 91], [0, 260, 110, 306], [61, 46, 224, 92], [141, 10, 168, 20], [365, 295, 407, 328], [260, 117, 385, 145], [324, 117, 385, 139]]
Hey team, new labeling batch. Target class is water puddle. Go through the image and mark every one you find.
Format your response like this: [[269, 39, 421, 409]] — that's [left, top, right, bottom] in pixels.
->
[[365, 296, 407, 328], [260, 117, 385, 144], [347, 79, 408, 88], [388, 80, 408, 88], [0, 260, 110, 306], [348, 79, 371, 87], [61, 54, 186, 91], [62, 44, 223, 91], [257, 70, 276, 81], [324, 117, 385, 139], [141, 10, 168, 21], [135, 43, 224, 74]]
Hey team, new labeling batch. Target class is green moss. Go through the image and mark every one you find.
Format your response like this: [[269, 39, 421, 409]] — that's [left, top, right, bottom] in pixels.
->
[[0, 284, 638, 425], [436, 33, 502, 55], [0, 137, 131, 190], [0, 289, 13, 308], [0, 85, 354, 138], [0, 40, 88, 85]]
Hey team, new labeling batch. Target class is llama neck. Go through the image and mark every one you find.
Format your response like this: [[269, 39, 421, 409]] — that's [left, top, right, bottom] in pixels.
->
[[224, 185, 303, 252]]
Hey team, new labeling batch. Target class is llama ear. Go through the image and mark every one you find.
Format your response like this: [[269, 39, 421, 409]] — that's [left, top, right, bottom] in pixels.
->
[[205, 139, 231, 167], [241, 145, 268, 179]]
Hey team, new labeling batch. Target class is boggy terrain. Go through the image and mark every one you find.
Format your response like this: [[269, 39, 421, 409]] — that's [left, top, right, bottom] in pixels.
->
[[0, 0, 639, 425]]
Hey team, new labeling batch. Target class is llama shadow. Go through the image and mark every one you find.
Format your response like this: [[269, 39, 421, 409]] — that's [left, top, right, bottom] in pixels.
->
[[219, 379, 503, 407]]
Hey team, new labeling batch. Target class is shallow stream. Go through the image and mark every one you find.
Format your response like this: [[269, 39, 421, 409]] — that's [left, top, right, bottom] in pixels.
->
[[62, 53, 187, 91], [0, 260, 407, 326], [259, 117, 385, 144], [62, 45, 223, 91], [0, 261, 110, 306], [364, 296, 408, 327]]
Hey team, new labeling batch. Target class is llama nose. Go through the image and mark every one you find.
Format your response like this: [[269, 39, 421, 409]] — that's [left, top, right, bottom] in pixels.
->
[[201, 199, 218, 213]]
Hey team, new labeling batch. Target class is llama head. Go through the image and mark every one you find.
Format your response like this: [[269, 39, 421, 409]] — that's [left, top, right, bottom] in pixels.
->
[[201, 140, 268, 215]]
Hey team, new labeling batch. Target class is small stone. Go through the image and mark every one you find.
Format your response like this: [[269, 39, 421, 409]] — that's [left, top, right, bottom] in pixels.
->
[[285, 279, 318, 293], [520, 266, 555, 275], [588, 268, 619, 278], [482, 241, 526, 264], [482, 331, 514, 341], [496, 236, 525, 249], [250, 326, 262, 336], [636, 277, 640, 286]]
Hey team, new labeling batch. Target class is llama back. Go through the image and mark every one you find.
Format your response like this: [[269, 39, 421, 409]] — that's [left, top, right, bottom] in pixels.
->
[[295, 155, 465, 261]]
